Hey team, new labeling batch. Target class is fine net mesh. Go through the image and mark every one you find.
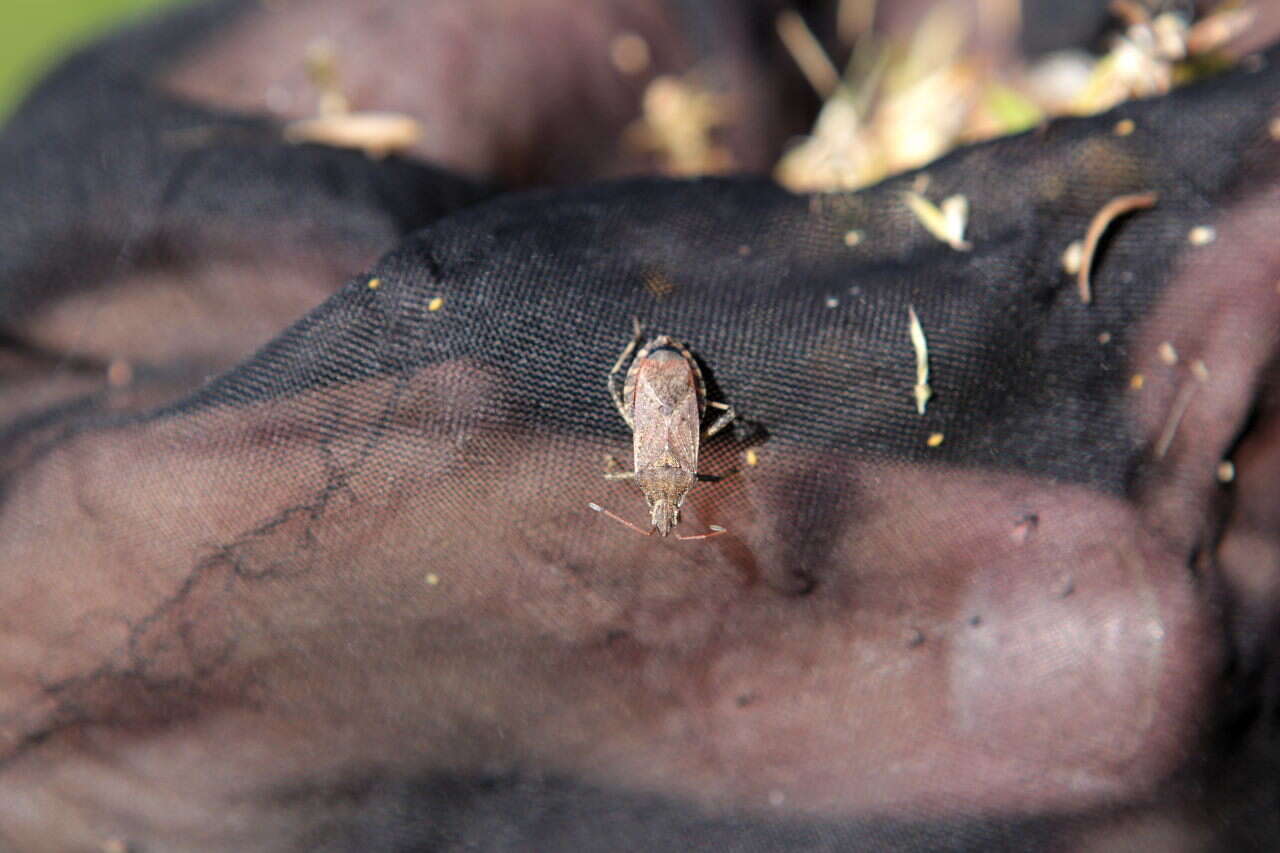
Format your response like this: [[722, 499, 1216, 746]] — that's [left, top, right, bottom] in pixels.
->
[[2, 1, 1279, 850]]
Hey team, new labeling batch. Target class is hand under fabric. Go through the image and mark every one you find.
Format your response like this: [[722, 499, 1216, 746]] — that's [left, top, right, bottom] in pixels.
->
[[2, 3, 1280, 851]]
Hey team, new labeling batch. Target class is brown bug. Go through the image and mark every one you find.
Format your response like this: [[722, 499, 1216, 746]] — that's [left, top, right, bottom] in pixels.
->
[[588, 319, 734, 539]]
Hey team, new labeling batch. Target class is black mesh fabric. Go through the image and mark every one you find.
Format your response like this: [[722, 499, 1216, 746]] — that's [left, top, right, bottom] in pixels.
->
[[3, 1, 1280, 851]]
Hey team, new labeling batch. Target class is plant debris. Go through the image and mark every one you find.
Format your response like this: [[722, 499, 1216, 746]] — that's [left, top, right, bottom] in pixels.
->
[[908, 304, 933, 414], [284, 112, 423, 159], [903, 191, 972, 251], [644, 271, 677, 300], [624, 75, 733, 176], [770, 1, 1249, 192], [285, 39, 423, 158], [1011, 513, 1039, 544], [1077, 192, 1158, 303]]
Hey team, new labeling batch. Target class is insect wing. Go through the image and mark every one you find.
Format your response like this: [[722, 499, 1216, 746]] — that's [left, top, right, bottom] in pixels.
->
[[630, 352, 701, 475]]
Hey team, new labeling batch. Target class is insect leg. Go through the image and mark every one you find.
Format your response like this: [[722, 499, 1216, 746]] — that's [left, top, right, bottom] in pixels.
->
[[602, 455, 636, 480], [588, 502, 654, 536], [702, 402, 736, 438], [608, 318, 644, 427], [675, 525, 727, 541]]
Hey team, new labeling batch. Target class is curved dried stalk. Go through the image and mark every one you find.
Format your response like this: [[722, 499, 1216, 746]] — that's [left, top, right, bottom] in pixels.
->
[[1077, 192, 1158, 303]]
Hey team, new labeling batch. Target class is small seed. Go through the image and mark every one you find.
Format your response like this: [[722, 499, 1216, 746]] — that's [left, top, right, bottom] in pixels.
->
[[1130, 373, 1145, 390], [825, 296, 839, 308], [927, 432, 944, 447], [1190, 359, 1209, 382], [1061, 240, 1084, 275], [1098, 331, 1112, 344], [745, 448, 759, 466], [1216, 460, 1235, 483], [1114, 118, 1135, 136], [426, 573, 440, 586], [1158, 341, 1178, 365], [1188, 225, 1216, 245], [428, 296, 444, 311], [610, 32, 651, 75], [106, 358, 133, 388], [367, 277, 381, 289], [844, 229, 864, 247]]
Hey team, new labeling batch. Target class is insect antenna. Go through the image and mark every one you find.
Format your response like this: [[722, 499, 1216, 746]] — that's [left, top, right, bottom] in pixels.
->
[[675, 525, 727, 541], [588, 502, 655, 537]]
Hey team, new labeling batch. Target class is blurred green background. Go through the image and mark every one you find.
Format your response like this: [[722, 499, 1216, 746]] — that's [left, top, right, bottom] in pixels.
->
[[1, 0, 185, 119]]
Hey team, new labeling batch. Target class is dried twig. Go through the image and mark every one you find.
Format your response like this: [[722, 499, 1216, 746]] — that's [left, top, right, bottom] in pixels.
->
[[907, 305, 932, 414], [1154, 380, 1195, 458], [1077, 192, 1157, 303], [776, 10, 841, 99], [837, 0, 877, 45]]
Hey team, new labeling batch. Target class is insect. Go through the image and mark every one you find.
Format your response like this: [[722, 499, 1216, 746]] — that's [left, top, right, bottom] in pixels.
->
[[588, 319, 734, 539]]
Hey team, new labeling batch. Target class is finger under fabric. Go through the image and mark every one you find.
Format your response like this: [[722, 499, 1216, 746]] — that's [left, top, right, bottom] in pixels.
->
[[158, 0, 814, 185], [0, 7, 489, 453]]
